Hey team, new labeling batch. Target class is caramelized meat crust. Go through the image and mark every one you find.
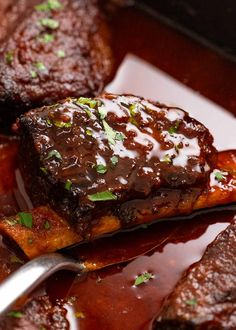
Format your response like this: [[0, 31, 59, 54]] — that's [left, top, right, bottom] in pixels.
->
[[154, 221, 236, 330], [0, 0, 113, 120], [18, 93, 217, 236]]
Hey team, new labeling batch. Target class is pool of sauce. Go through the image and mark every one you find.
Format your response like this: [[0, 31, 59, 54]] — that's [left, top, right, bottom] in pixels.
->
[[0, 4, 236, 330]]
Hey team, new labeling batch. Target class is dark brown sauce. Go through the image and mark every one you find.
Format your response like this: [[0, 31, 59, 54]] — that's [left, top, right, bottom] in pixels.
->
[[0, 5, 236, 330]]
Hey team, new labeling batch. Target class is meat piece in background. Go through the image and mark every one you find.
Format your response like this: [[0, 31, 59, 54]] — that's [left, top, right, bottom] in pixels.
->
[[154, 221, 236, 329], [0, 0, 113, 123]]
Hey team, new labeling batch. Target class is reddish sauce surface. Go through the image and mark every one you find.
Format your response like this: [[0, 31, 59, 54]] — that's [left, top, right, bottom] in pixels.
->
[[0, 5, 236, 330]]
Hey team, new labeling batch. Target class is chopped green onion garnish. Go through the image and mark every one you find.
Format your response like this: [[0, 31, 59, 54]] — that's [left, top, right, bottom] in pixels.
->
[[96, 164, 107, 174], [161, 154, 172, 164], [34, 62, 47, 71], [18, 212, 33, 229], [5, 51, 14, 65], [36, 0, 63, 11], [134, 272, 154, 286], [65, 179, 72, 191], [215, 171, 227, 181], [56, 49, 65, 58], [39, 33, 54, 43], [47, 0, 63, 10], [103, 120, 125, 147], [7, 311, 24, 318], [185, 299, 197, 306], [45, 149, 62, 160], [30, 70, 37, 78], [98, 106, 107, 120], [168, 121, 180, 135], [40, 18, 59, 30], [77, 97, 97, 109], [111, 155, 118, 166], [86, 129, 93, 136], [44, 220, 51, 230], [88, 191, 117, 202], [53, 120, 72, 128]]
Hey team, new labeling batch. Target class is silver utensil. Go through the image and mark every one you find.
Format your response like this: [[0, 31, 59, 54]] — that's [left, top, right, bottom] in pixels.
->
[[0, 253, 84, 315]]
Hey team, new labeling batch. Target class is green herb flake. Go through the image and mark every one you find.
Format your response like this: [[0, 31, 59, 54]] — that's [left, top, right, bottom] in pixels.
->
[[65, 179, 72, 191], [98, 106, 107, 120], [44, 220, 51, 230], [168, 121, 180, 135], [5, 51, 14, 65], [161, 154, 172, 164], [96, 164, 107, 174], [18, 212, 33, 229], [53, 120, 72, 128], [28, 238, 33, 245], [86, 129, 93, 136], [40, 18, 59, 30], [35, 2, 49, 11], [56, 49, 65, 58], [111, 155, 118, 167], [40, 167, 48, 174], [185, 299, 197, 306], [30, 70, 37, 79], [48, 0, 63, 10], [77, 97, 97, 109], [45, 149, 62, 160], [129, 103, 138, 116], [40, 33, 54, 43], [103, 120, 125, 147], [10, 255, 24, 265], [35, 0, 63, 11], [215, 171, 227, 182], [7, 311, 24, 318], [34, 62, 47, 71], [88, 191, 117, 202], [134, 272, 154, 286]]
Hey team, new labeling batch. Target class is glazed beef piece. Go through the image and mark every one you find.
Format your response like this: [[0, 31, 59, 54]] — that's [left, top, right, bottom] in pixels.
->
[[154, 221, 236, 330], [17, 93, 217, 237], [0, 0, 113, 121]]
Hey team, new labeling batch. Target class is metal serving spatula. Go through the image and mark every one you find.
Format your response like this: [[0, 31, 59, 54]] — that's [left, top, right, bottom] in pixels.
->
[[0, 224, 171, 315]]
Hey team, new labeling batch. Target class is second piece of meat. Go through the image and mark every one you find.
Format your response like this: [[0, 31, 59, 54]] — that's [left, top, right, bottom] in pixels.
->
[[0, 0, 113, 121]]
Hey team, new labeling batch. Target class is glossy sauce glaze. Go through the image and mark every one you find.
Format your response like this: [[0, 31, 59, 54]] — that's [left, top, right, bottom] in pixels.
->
[[0, 136, 235, 329], [0, 4, 236, 330], [18, 93, 216, 237]]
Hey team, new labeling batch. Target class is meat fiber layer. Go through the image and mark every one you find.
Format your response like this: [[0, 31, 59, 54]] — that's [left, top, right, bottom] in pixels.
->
[[155, 221, 236, 329], [0, 0, 113, 120]]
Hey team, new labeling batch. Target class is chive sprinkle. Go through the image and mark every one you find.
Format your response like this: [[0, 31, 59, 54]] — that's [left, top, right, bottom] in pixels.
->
[[96, 164, 107, 174], [185, 299, 197, 306], [40, 18, 59, 30], [111, 155, 118, 167], [5, 51, 14, 65], [56, 50, 65, 58], [44, 221, 51, 230], [45, 149, 62, 160], [215, 171, 227, 182], [34, 62, 47, 71], [65, 179, 72, 191], [88, 191, 117, 202], [30, 70, 37, 78], [134, 272, 154, 286], [18, 212, 33, 229], [39, 33, 54, 43], [7, 311, 24, 318]]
